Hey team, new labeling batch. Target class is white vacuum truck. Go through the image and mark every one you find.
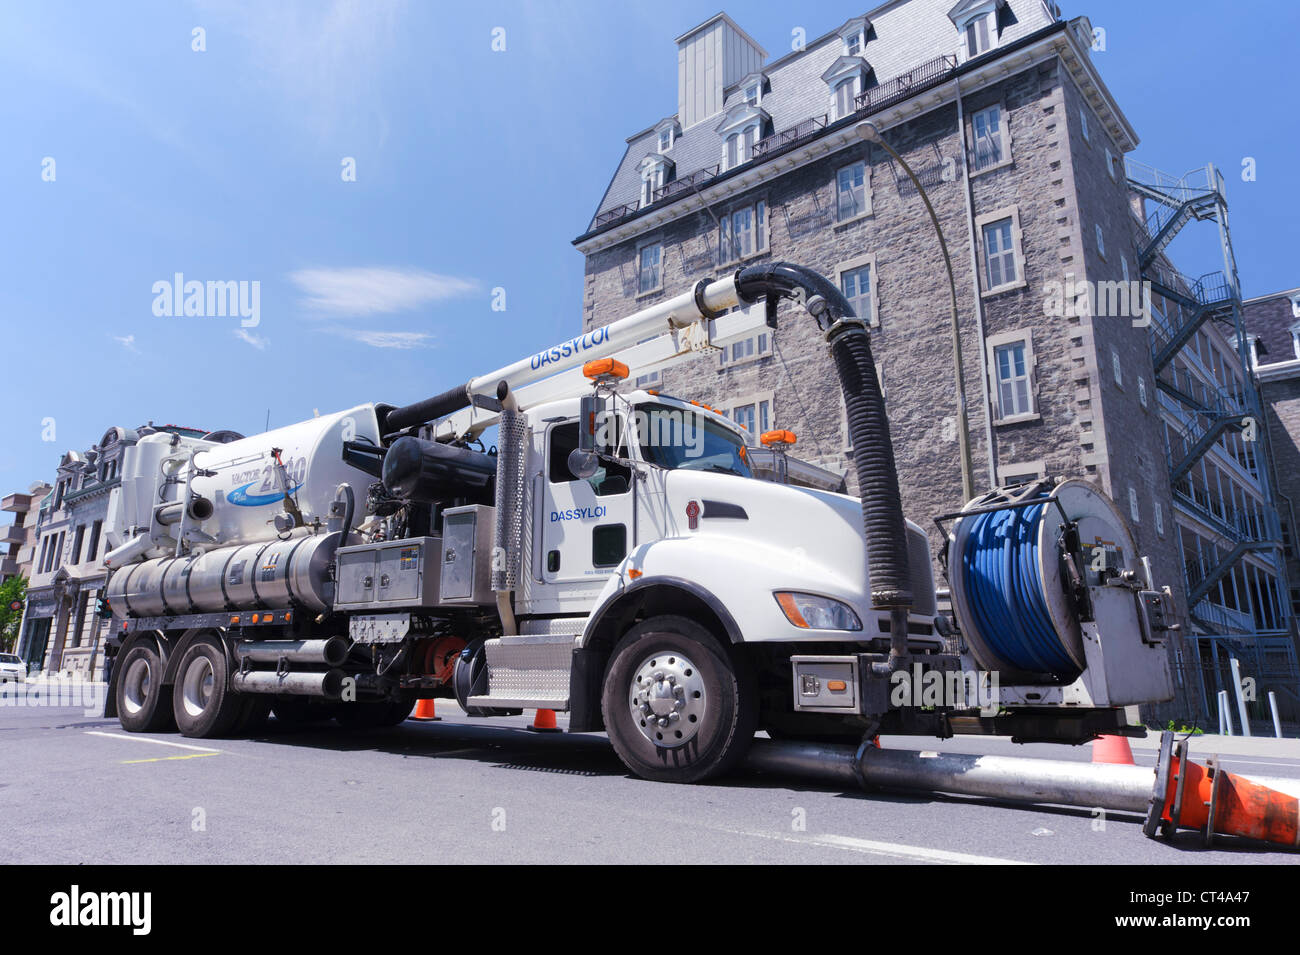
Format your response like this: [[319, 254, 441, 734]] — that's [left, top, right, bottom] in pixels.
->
[[101, 262, 1176, 783]]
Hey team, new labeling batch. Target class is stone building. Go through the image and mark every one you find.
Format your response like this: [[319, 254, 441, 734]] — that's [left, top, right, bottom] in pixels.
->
[[573, 1, 1296, 723], [15, 423, 208, 679], [1243, 287, 1300, 639], [1, 481, 52, 584]]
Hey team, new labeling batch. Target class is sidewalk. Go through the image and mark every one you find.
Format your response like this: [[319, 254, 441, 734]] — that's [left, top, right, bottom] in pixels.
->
[[1129, 730, 1300, 759]]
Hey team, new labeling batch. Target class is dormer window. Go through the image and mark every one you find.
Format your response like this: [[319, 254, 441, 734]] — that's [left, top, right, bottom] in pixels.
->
[[654, 119, 678, 155], [838, 16, 869, 57], [965, 14, 991, 56], [715, 102, 769, 170], [822, 56, 871, 120], [639, 155, 673, 207], [735, 71, 767, 110], [1290, 319, 1300, 362], [949, 0, 1003, 62]]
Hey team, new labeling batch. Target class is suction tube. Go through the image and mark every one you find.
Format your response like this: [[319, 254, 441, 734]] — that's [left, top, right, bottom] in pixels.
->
[[735, 262, 912, 665]]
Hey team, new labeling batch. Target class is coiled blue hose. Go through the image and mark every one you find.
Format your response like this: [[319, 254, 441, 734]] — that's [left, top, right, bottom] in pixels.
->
[[960, 498, 1081, 679]]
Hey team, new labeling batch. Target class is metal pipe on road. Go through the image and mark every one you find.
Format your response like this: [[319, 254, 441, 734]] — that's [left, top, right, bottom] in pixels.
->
[[745, 739, 1152, 812]]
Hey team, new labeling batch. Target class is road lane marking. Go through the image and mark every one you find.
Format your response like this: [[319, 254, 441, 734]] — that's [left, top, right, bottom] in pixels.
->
[[122, 752, 222, 765], [722, 827, 1034, 865], [86, 731, 221, 753]]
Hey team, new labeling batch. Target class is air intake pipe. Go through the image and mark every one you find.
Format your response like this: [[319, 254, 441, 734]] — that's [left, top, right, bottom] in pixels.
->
[[735, 262, 912, 671]]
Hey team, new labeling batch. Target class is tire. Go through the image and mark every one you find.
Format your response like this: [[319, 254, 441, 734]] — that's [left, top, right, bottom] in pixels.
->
[[335, 696, 415, 729], [232, 696, 272, 735], [171, 636, 243, 738], [116, 641, 174, 733], [270, 697, 337, 726], [601, 615, 757, 783]]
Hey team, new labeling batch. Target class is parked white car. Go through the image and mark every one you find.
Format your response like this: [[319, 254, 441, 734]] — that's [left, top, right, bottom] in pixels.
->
[[0, 653, 27, 683]]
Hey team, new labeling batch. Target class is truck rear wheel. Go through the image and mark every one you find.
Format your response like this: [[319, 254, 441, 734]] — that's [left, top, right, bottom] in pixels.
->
[[601, 615, 757, 783], [172, 636, 243, 738], [116, 641, 174, 733], [335, 696, 415, 729]]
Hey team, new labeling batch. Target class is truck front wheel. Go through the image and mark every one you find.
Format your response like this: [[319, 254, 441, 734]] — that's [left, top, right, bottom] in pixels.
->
[[172, 636, 243, 738], [601, 616, 756, 783]]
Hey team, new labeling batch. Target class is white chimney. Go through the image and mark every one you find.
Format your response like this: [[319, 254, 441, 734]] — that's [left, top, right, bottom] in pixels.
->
[[675, 13, 767, 130]]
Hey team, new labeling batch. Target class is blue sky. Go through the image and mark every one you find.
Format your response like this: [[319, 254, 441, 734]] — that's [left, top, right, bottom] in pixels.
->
[[2, 0, 1297, 492]]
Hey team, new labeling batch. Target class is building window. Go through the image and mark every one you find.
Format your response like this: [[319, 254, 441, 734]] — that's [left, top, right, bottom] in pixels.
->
[[719, 330, 772, 369], [657, 127, 673, 153], [87, 520, 102, 563], [993, 340, 1032, 418], [1095, 224, 1106, 260], [1106, 148, 1118, 180], [744, 83, 761, 106], [637, 242, 662, 295], [833, 78, 858, 119], [971, 104, 1006, 171], [1080, 107, 1090, 143], [1138, 375, 1148, 408], [1121, 256, 1129, 284], [1154, 500, 1164, 536], [70, 525, 85, 565], [837, 161, 868, 221], [1128, 486, 1140, 523], [964, 13, 992, 58], [982, 217, 1017, 289], [1112, 347, 1123, 388], [731, 399, 771, 436], [724, 124, 760, 170], [840, 264, 874, 326], [719, 200, 767, 264]]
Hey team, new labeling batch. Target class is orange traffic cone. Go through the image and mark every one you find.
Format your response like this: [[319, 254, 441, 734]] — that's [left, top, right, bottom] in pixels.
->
[[410, 698, 441, 722], [1156, 746, 1300, 848], [526, 708, 561, 733], [1092, 734, 1135, 765]]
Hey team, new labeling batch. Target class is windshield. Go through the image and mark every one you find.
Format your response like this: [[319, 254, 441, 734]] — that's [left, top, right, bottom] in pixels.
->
[[0, 654, 20, 664], [636, 403, 752, 478]]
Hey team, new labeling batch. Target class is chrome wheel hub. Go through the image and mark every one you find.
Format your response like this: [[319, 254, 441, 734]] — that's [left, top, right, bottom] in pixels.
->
[[181, 655, 215, 718], [122, 657, 152, 715], [628, 650, 706, 747]]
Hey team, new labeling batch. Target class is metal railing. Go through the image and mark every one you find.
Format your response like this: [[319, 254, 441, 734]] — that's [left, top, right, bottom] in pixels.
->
[[751, 114, 828, 161], [854, 54, 958, 114], [652, 163, 721, 203]]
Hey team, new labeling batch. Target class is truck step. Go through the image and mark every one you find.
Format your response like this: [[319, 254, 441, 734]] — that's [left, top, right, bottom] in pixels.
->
[[468, 633, 578, 711]]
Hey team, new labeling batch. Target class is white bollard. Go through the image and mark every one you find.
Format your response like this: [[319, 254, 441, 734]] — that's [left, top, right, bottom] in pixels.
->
[[1269, 691, 1283, 739], [1229, 657, 1252, 738], [1218, 689, 1233, 736]]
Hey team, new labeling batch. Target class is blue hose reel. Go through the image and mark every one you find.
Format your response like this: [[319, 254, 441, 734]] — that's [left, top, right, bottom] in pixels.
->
[[947, 479, 1138, 684]]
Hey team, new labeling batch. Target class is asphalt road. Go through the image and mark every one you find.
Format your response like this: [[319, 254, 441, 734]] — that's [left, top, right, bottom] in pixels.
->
[[3, 691, 1299, 865]]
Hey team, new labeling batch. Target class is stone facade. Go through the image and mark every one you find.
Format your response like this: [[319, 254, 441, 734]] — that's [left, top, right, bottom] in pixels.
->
[[1, 482, 52, 584], [1244, 289, 1300, 628]]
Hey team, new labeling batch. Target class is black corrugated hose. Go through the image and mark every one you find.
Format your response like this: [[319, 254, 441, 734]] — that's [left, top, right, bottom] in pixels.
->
[[735, 262, 912, 662]]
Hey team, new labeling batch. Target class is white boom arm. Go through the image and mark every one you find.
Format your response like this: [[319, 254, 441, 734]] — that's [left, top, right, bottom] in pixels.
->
[[434, 275, 763, 439]]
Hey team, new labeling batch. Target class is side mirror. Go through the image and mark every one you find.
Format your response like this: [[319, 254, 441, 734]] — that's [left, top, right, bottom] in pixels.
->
[[578, 394, 602, 453], [567, 449, 600, 480]]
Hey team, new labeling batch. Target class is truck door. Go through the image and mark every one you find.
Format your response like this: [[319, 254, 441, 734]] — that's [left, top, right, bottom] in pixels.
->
[[538, 417, 634, 600]]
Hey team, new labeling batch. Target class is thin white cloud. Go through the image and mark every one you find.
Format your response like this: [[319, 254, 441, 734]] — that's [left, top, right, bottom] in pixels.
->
[[290, 266, 477, 316], [112, 334, 139, 353], [234, 328, 268, 350], [328, 328, 435, 349]]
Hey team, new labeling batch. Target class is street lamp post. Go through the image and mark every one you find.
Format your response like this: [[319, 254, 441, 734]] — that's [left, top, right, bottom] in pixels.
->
[[856, 121, 975, 503]]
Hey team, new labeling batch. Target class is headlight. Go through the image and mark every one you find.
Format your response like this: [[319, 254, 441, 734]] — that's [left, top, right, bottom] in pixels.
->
[[774, 592, 862, 631]]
